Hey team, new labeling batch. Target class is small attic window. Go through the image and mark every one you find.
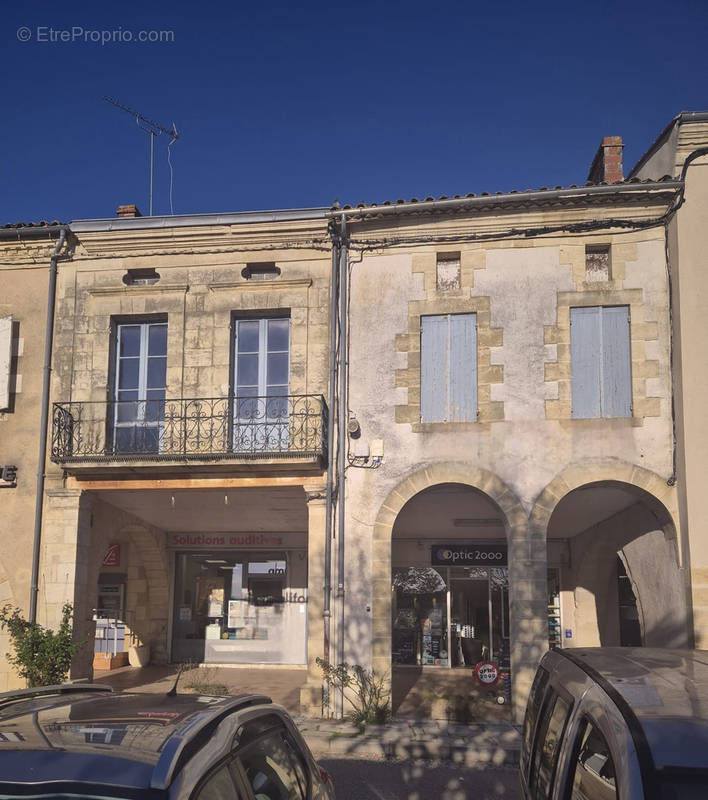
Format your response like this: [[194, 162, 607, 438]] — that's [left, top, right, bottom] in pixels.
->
[[436, 251, 461, 291], [123, 268, 160, 286], [585, 245, 611, 282], [241, 262, 281, 281]]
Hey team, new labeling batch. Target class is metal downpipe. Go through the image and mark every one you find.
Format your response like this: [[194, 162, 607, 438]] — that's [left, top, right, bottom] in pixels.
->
[[336, 216, 348, 714], [29, 227, 68, 624], [323, 226, 340, 704]]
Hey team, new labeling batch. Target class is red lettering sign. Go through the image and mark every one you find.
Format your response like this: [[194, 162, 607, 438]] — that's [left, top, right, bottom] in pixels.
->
[[102, 544, 120, 567], [474, 661, 500, 686]]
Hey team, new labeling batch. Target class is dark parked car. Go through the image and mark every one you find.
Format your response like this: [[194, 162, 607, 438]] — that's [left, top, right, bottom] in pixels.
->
[[520, 647, 708, 800], [0, 684, 335, 800]]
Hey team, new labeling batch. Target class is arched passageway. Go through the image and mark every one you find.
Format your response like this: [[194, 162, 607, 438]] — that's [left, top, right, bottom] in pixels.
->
[[372, 465, 545, 723], [544, 479, 687, 648]]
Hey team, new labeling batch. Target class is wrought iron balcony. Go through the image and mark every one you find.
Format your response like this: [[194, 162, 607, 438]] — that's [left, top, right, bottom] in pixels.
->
[[51, 395, 327, 463]]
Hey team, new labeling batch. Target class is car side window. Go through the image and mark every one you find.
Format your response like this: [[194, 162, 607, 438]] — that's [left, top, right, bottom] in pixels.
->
[[533, 693, 572, 799], [237, 729, 307, 800], [567, 720, 617, 800], [522, 666, 550, 771], [193, 763, 243, 800]]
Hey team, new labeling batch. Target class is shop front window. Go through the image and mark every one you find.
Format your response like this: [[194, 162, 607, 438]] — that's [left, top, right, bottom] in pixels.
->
[[171, 550, 307, 665], [392, 567, 448, 666], [391, 562, 510, 674]]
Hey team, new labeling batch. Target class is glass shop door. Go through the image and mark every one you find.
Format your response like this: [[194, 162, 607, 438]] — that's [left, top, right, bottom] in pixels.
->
[[449, 567, 509, 669]]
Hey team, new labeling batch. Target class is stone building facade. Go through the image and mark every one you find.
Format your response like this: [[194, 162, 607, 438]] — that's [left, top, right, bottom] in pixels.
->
[[0, 112, 707, 721]]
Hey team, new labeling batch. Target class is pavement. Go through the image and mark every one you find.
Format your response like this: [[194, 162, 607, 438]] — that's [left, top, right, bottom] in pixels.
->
[[95, 664, 522, 766], [296, 717, 520, 766]]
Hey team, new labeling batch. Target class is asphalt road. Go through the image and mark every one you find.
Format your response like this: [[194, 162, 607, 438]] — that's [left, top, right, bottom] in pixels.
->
[[319, 758, 521, 800]]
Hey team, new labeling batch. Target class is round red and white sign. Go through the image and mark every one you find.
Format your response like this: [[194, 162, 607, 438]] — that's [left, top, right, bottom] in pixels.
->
[[474, 661, 500, 686]]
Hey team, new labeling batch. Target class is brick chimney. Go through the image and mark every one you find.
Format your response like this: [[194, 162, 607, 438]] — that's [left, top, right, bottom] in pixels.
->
[[587, 136, 624, 184], [116, 204, 142, 218]]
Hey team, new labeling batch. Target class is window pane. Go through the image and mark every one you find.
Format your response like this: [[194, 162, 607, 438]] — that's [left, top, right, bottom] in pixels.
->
[[195, 763, 242, 800], [115, 427, 138, 452], [145, 393, 165, 422], [265, 396, 288, 419], [237, 354, 259, 387], [522, 667, 549, 772], [268, 319, 289, 352], [119, 325, 140, 357], [118, 358, 139, 390], [148, 323, 167, 356], [239, 731, 306, 800], [147, 357, 167, 389], [238, 321, 260, 353], [116, 392, 138, 423], [267, 352, 288, 386], [537, 694, 571, 797], [237, 397, 260, 420], [392, 567, 448, 666], [570, 721, 617, 800]]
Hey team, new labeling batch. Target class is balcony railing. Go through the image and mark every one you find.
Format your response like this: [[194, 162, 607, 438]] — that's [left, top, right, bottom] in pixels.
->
[[51, 395, 328, 463]]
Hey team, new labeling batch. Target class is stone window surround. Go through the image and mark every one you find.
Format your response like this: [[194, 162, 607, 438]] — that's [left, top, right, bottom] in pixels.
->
[[395, 249, 503, 430], [544, 287, 661, 421], [67, 275, 315, 405]]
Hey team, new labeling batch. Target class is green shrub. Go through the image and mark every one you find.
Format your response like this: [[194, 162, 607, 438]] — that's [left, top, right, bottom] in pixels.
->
[[0, 603, 86, 687], [316, 658, 391, 727]]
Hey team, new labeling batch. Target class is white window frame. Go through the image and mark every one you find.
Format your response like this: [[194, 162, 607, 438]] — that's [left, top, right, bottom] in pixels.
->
[[113, 321, 167, 452]]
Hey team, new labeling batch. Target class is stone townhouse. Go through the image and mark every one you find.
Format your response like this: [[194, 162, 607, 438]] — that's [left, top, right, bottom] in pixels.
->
[[0, 111, 707, 722]]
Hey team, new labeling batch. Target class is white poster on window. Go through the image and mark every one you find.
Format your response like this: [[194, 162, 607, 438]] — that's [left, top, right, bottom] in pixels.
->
[[228, 600, 247, 628]]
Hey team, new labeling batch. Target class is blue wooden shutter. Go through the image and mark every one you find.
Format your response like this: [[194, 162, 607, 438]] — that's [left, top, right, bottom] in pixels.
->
[[449, 313, 477, 421], [421, 315, 448, 422], [570, 307, 602, 418], [601, 306, 632, 417]]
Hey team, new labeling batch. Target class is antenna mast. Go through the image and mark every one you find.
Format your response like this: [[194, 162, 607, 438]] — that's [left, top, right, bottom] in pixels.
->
[[103, 96, 179, 216]]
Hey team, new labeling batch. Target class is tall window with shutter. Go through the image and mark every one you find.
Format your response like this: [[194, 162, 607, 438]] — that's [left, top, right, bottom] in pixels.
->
[[570, 305, 632, 418], [420, 313, 477, 423]]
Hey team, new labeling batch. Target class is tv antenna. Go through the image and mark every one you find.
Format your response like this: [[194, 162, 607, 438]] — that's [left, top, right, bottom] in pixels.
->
[[103, 96, 179, 216]]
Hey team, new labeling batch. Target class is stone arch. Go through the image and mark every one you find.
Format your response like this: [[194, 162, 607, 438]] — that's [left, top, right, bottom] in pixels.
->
[[530, 459, 679, 541], [530, 460, 686, 649], [372, 462, 544, 722]]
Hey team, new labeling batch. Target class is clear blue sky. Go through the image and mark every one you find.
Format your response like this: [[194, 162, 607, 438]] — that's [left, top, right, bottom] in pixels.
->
[[2, 0, 707, 223]]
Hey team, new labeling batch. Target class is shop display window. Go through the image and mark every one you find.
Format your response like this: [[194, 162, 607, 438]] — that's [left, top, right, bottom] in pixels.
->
[[172, 550, 306, 664], [392, 567, 448, 666]]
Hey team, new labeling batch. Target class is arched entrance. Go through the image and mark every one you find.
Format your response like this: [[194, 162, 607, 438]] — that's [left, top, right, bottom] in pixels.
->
[[533, 464, 687, 650], [372, 464, 544, 723], [391, 483, 510, 720]]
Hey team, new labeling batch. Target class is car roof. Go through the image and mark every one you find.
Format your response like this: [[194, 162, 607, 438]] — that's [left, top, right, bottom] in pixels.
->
[[0, 686, 273, 791], [554, 648, 708, 770]]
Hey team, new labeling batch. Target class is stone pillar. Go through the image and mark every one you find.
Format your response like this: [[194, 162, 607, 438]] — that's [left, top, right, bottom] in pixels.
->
[[299, 483, 328, 717], [42, 488, 95, 681], [508, 516, 548, 724]]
